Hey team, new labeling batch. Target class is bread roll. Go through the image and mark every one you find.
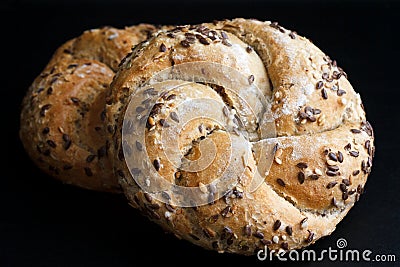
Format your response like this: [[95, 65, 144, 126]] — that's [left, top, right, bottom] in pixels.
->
[[106, 18, 374, 254], [20, 24, 159, 192]]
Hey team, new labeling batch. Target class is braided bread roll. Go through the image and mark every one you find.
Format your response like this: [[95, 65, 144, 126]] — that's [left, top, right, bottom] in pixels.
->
[[106, 18, 374, 254], [106, 19, 375, 255], [20, 24, 159, 192]]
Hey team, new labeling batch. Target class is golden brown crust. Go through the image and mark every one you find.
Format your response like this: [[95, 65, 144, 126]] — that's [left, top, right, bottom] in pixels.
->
[[20, 24, 159, 192], [106, 19, 375, 254]]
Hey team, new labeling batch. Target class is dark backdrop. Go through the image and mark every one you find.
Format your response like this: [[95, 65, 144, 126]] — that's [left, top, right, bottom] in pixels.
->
[[2, 0, 399, 266]]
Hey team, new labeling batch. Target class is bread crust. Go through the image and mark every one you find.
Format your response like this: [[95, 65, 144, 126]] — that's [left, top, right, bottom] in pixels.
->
[[106, 19, 374, 254], [20, 24, 158, 192]]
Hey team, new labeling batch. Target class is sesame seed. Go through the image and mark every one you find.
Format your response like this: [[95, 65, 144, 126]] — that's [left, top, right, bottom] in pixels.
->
[[298, 172, 305, 184], [42, 127, 50, 135], [147, 203, 160, 210], [131, 168, 141, 176], [136, 106, 145, 113], [351, 129, 361, 134], [275, 157, 282, 165], [273, 143, 279, 154], [315, 168, 323, 176], [361, 160, 367, 173], [116, 170, 125, 178], [305, 106, 313, 115], [326, 181, 338, 189], [166, 203, 175, 212], [285, 226, 293, 236], [344, 144, 352, 152], [212, 241, 219, 250], [326, 170, 338, 176], [246, 46, 253, 53], [296, 162, 308, 169], [143, 87, 155, 95], [273, 220, 282, 231], [67, 63, 78, 69], [159, 119, 169, 127], [221, 31, 229, 39], [261, 239, 272, 246], [40, 104, 52, 116], [309, 174, 319, 180], [332, 197, 338, 207], [209, 214, 219, 223], [328, 152, 338, 161], [337, 151, 344, 163], [316, 81, 323, 89], [180, 40, 190, 47], [222, 226, 233, 238], [222, 106, 229, 117], [86, 154, 96, 163], [153, 159, 161, 171], [321, 88, 328, 99], [300, 218, 308, 229], [313, 109, 322, 115], [299, 111, 308, 119], [289, 31, 296, 39], [342, 178, 350, 186], [161, 191, 171, 200], [352, 170, 360, 176], [170, 112, 179, 123], [144, 192, 152, 202], [253, 231, 264, 239], [326, 159, 337, 166], [63, 138, 72, 150], [135, 141, 143, 151], [222, 38, 232, 46], [275, 148, 283, 158], [159, 43, 167, 52], [281, 242, 289, 250], [340, 184, 348, 193], [84, 167, 93, 176], [97, 146, 106, 158], [277, 178, 285, 187], [248, 75, 255, 85], [342, 192, 349, 200], [337, 89, 346, 96], [272, 236, 279, 244], [349, 151, 359, 157], [166, 94, 176, 101], [327, 165, 339, 172], [357, 184, 364, 194], [348, 189, 356, 195], [365, 140, 371, 154], [220, 206, 231, 217], [308, 116, 316, 122], [198, 36, 210, 45], [46, 140, 56, 148], [306, 231, 315, 243], [63, 164, 73, 170]]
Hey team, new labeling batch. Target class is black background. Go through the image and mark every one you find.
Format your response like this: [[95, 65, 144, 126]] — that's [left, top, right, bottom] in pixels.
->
[[2, 0, 399, 266]]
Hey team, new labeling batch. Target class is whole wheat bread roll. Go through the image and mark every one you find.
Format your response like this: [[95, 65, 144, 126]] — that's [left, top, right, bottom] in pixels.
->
[[20, 24, 159, 192], [106, 18, 374, 254]]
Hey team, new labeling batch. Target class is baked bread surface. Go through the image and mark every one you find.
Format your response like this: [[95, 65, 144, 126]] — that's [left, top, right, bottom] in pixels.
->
[[106, 18, 374, 254]]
